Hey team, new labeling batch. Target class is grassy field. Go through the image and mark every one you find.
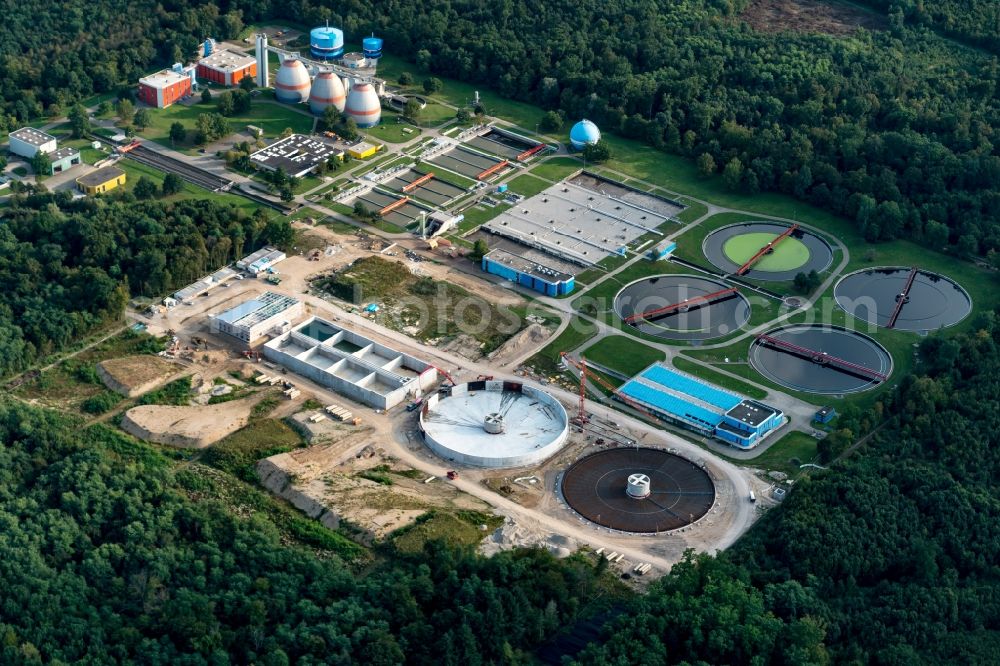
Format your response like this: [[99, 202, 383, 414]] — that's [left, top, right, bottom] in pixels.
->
[[506, 173, 551, 197], [364, 110, 422, 144], [740, 430, 820, 479], [455, 202, 509, 232], [675, 200, 709, 224], [530, 157, 583, 182], [525, 316, 598, 375], [115, 159, 260, 212], [670, 356, 768, 400], [579, 335, 664, 377], [391, 510, 503, 553], [138, 99, 314, 153], [203, 418, 304, 482]]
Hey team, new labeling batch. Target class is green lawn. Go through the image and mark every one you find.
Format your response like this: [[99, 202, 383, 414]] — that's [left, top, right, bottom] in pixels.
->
[[671, 356, 768, 400], [506, 173, 551, 197], [456, 203, 509, 232], [675, 200, 709, 224], [364, 110, 422, 143], [530, 157, 583, 182], [138, 99, 314, 153], [580, 335, 664, 377], [525, 316, 598, 375], [116, 159, 260, 213], [740, 430, 820, 479]]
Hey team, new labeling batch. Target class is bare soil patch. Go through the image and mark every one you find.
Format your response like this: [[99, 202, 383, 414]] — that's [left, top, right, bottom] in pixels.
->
[[120, 394, 265, 448], [98, 355, 184, 397], [741, 0, 887, 35]]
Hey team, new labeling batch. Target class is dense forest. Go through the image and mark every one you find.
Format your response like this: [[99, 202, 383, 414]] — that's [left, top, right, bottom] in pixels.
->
[[0, 405, 611, 664], [575, 308, 1000, 664], [857, 0, 1000, 49], [0, 190, 288, 378], [1, 307, 998, 663], [3, 1, 998, 254]]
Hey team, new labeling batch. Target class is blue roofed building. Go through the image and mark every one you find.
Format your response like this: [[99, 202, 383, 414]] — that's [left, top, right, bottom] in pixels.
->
[[616, 362, 784, 449]]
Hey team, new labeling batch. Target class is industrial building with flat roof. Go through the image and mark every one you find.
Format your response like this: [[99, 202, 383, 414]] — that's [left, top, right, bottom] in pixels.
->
[[481, 248, 575, 296], [482, 176, 670, 266], [173, 267, 238, 302], [138, 69, 192, 108], [48, 147, 82, 174], [617, 363, 783, 449], [197, 49, 258, 86], [77, 166, 126, 195], [8, 127, 57, 158], [263, 317, 438, 410], [249, 134, 344, 177], [210, 292, 303, 343], [236, 246, 286, 274]]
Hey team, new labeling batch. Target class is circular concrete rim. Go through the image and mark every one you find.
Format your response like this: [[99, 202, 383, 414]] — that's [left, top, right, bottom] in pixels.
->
[[702, 221, 834, 281], [560, 447, 716, 534], [612, 273, 752, 341], [833, 266, 973, 332], [748, 323, 894, 395]]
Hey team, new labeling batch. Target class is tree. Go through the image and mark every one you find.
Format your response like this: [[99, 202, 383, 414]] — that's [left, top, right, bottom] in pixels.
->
[[696, 153, 716, 178], [539, 110, 563, 132], [30, 151, 51, 176], [471, 238, 490, 261], [582, 140, 611, 163], [280, 127, 294, 139], [398, 72, 414, 86], [239, 75, 256, 92], [133, 107, 151, 129], [161, 172, 182, 196], [415, 49, 432, 70], [403, 98, 422, 121], [116, 99, 134, 126], [201, 87, 212, 104], [341, 117, 359, 141], [423, 77, 443, 94], [722, 157, 744, 191], [217, 92, 235, 117], [133, 175, 158, 200], [96, 101, 113, 118], [455, 108, 472, 124], [322, 105, 340, 132], [169, 121, 187, 146], [68, 104, 90, 139], [353, 201, 371, 219]]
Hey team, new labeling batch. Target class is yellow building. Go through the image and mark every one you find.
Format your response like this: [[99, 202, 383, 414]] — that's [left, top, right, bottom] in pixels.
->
[[77, 166, 126, 195], [347, 141, 380, 159]]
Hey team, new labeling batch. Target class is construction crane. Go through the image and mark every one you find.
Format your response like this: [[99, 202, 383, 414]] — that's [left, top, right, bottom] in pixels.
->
[[624, 287, 739, 325], [736, 224, 799, 275], [559, 353, 670, 429], [885, 267, 918, 329]]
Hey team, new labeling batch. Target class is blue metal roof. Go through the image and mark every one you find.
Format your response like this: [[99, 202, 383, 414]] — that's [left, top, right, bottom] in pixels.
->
[[640, 365, 741, 411], [618, 380, 722, 429]]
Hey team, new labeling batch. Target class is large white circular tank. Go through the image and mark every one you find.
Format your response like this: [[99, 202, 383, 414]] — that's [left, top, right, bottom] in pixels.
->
[[419, 380, 569, 468], [309, 71, 347, 114], [275, 59, 311, 104], [344, 82, 382, 127]]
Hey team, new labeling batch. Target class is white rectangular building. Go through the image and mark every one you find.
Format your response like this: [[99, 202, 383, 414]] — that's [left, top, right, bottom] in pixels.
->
[[211, 292, 303, 343], [236, 246, 286, 274], [8, 127, 57, 158]]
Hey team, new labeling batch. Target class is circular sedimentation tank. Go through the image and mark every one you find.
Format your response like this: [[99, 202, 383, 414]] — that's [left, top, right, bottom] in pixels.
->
[[613, 274, 750, 341], [570, 119, 601, 150], [834, 267, 971, 332], [749, 324, 893, 395], [309, 71, 347, 114], [703, 222, 833, 281], [274, 58, 311, 104], [310, 25, 345, 60], [344, 82, 382, 127], [561, 448, 715, 533], [419, 380, 569, 468]]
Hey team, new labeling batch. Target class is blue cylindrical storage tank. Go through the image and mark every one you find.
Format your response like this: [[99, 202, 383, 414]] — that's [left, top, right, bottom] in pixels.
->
[[569, 119, 601, 150], [204, 39, 214, 57], [311, 26, 345, 60], [363, 37, 383, 59]]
